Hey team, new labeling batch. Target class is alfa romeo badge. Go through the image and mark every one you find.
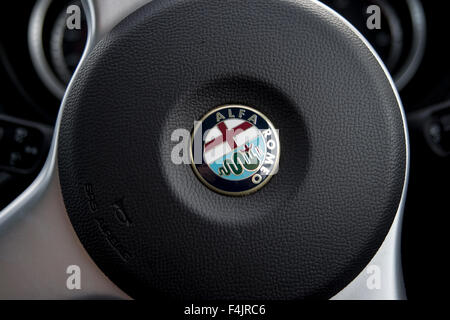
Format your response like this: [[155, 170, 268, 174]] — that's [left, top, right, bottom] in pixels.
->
[[191, 105, 280, 196]]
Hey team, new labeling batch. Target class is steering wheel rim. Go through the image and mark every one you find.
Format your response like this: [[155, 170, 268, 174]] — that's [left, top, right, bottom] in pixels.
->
[[0, 0, 409, 300]]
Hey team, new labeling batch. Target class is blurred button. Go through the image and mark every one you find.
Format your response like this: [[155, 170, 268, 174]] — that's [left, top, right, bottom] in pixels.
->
[[439, 115, 450, 153], [428, 122, 442, 144], [24, 145, 39, 156], [425, 111, 450, 156], [14, 127, 29, 144], [9, 152, 22, 167], [0, 171, 12, 186], [0, 118, 46, 173]]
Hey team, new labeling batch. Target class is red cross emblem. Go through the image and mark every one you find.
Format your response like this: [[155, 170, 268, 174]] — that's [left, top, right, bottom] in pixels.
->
[[204, 121, 253, 152]]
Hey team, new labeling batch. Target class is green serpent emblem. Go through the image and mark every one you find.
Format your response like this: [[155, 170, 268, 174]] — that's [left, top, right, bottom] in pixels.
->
[[218, 148, 260, 176]]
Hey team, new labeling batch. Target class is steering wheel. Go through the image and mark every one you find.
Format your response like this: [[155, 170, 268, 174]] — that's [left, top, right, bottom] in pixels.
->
[[0, 0, 409, 300]]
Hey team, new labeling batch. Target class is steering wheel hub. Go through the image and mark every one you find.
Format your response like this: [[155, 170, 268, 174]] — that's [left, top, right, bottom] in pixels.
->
[[58, 0, 407, 299]]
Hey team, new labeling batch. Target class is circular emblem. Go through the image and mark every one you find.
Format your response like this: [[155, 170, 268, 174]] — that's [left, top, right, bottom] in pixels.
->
[[191, 105, 280, 196]]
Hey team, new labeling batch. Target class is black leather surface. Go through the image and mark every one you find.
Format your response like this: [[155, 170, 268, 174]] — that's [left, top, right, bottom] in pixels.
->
[[59, 0, 407, 299]]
